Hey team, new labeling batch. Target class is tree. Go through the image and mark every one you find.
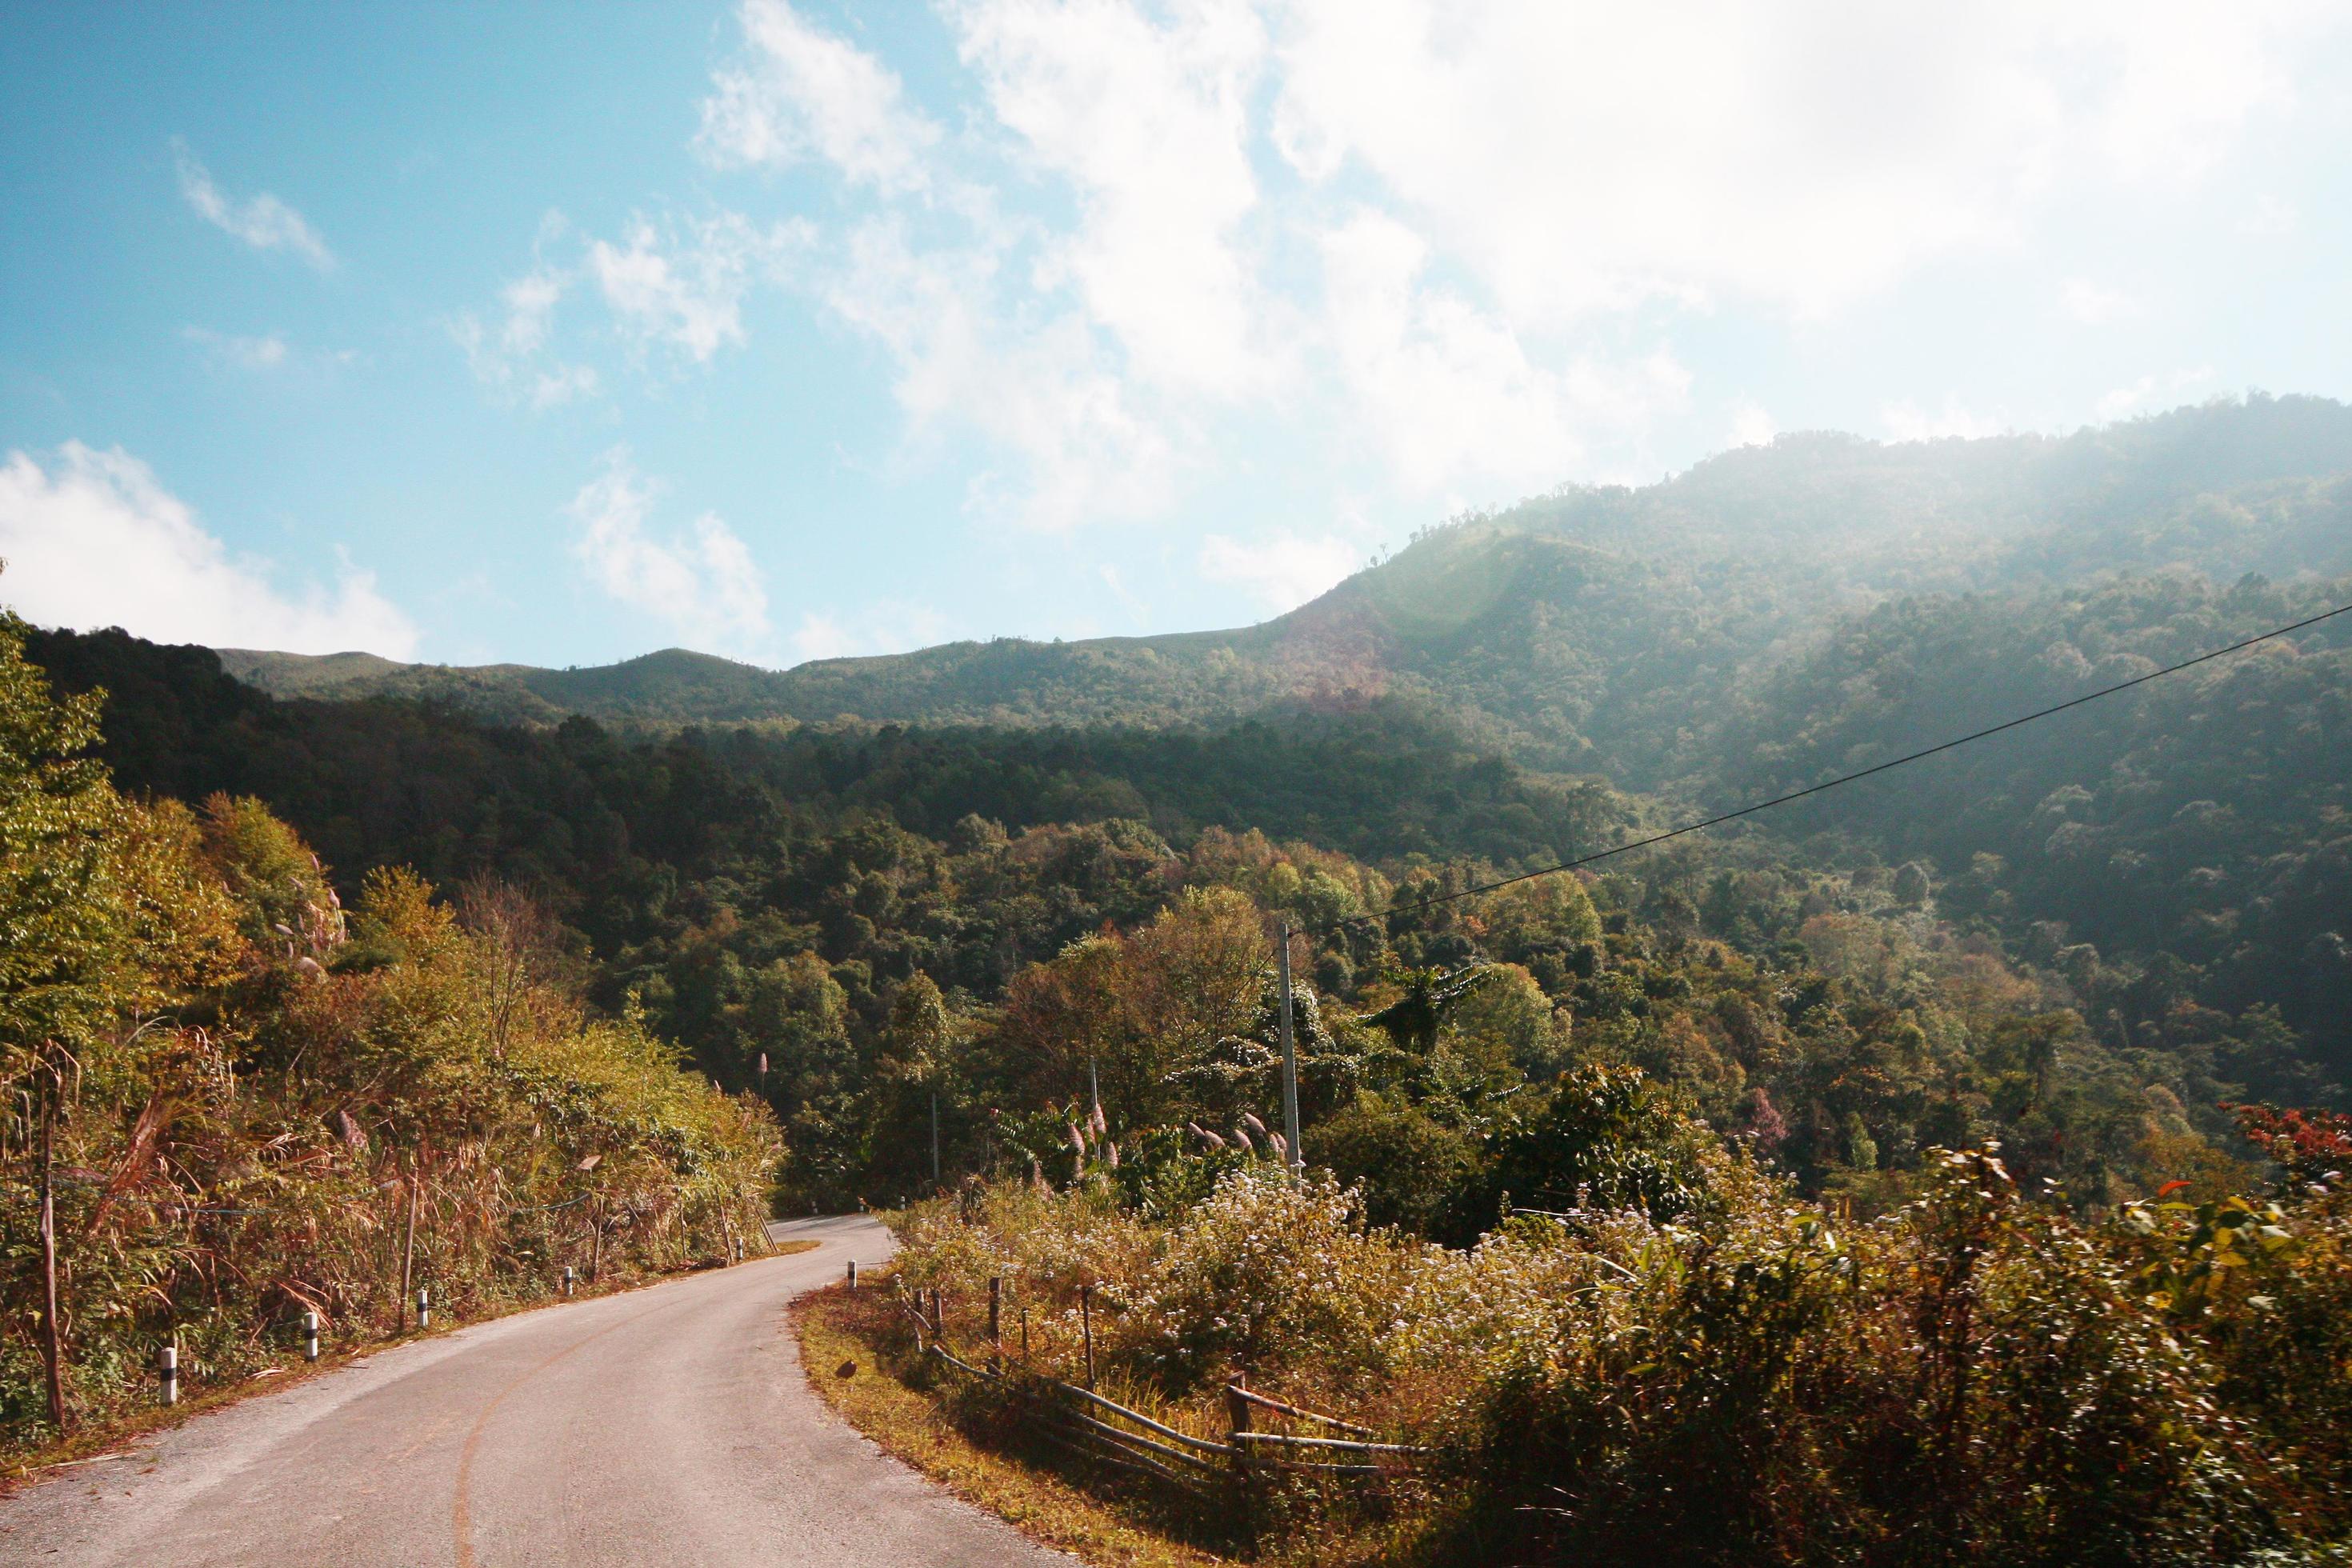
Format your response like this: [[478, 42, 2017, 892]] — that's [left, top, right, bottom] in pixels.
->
[[0, 611, 132, 1434]]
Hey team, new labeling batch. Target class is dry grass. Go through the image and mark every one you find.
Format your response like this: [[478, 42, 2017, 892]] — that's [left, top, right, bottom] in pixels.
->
[[796, 1276, 1239, 1568], [2, 1238, 822, 1490]]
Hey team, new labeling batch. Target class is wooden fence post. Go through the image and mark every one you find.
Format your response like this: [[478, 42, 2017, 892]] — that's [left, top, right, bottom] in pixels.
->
[[988, 1277, 1002, 1347], [1080, 1284, 1096, 1389], [1226, 1380, 1251, 1487]]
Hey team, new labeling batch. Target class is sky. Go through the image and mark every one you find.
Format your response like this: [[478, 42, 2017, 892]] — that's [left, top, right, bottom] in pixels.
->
[[2, 1, 2349, 670]]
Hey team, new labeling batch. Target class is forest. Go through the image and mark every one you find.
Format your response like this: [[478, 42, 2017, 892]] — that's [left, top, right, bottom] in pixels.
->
[[0, 614, 778, 1453], [9, 398, 2350, 1554]]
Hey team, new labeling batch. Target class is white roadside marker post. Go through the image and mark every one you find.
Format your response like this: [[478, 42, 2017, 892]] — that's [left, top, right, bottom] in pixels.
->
[[302, 1311, 320, 1363], [416, 1287, 431, 1330], [847, 1258, 858, 1291], [562, 1264, 575, 1298], [158, 1344, 178, 1406]]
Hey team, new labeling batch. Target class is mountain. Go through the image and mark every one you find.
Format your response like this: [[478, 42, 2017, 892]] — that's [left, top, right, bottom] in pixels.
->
[[22, 394, 2352, 1210], [218, 395, 2352, 784]]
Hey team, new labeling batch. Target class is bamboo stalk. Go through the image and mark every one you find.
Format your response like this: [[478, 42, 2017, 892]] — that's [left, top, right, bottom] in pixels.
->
[[1233, 1430, 1427, 1455], [1228, 1384, 1379, 1436]]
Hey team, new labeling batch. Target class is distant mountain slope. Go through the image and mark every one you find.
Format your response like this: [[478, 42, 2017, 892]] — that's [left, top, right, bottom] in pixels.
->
[[219, 395, 2352, 781]]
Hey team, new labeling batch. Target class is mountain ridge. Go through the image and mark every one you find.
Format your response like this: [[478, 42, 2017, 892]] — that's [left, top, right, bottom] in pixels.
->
[[214, 394, 2352, 778]]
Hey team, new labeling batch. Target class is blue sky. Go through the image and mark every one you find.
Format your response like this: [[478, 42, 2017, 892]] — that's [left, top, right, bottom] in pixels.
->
[[3, 1, 2349, 670]]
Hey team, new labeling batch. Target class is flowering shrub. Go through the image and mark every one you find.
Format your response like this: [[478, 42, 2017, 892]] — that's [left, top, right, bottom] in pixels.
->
[[1126, 1170, 1426, 1394], [2230, 1102, 2352, 1190]]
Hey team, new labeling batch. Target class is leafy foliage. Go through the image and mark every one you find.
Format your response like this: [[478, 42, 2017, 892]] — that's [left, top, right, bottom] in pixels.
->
[[0, 612, 777, 1451]]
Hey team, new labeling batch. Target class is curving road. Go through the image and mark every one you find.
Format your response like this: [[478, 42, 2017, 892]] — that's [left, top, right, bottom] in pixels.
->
[[0, 1216, 1067, 1566]]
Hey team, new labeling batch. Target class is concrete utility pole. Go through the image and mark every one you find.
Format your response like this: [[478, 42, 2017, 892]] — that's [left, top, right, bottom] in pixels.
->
[[1278, 921, 1303, 1182], [36, 1067, 66, 1433]]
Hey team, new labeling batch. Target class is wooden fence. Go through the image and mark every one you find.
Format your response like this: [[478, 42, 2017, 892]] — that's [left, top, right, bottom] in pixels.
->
[[892, 1278, 1428, 1502]]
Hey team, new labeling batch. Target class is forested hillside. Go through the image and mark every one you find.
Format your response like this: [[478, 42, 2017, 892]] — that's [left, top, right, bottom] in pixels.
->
[[27, 558, 2349, 1209], [0, 615, 778, 1452], [221, 394, 2352, 776], [16, 399, 2352, 1547]]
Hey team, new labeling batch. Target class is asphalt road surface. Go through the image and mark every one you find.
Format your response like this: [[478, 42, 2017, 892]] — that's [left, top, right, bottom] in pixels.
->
[[0, 1215, 1069, 1566]]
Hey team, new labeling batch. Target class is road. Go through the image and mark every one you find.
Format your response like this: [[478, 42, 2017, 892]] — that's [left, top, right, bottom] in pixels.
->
[[0, 1216, 1068, 1566]]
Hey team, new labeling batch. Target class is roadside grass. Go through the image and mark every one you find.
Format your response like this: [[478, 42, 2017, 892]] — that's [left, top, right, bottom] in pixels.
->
[[797, 1275, 1238, 1568], [2, 1238, 822, 1490]]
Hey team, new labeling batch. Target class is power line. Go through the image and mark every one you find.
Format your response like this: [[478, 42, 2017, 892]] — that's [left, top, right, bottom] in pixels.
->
[[1330, 599, 2352, 934]]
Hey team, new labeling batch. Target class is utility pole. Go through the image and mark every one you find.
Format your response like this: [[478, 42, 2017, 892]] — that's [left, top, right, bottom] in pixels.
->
[[1278, 922, 1302, 1182], [399, 1153, 420, 1327], [36, 1058, 67, 1434]]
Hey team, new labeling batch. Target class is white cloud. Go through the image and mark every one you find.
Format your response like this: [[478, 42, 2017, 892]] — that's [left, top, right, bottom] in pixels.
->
[[567, 451, 772, 656], [589, 214, 787, 364], [2060, 2, 2306, 182], [823, 218, 1176, 530], [1269, 1, 2320, 325], [1320, 210, 1688, 494], [788, 599, 952, 663], [0, 443, 416, 656], [173, 143, 334, 270], [698, 0, 939, 193], [2095, 366, 2214, 422], [529, 363, 600, 408], [452, 246, 604, 406], [2060, 278, 2145, 323], [498, 267, 566, 358], [2240, 194, 2299, 236], [1880, 396, 2010, 442], [1098, 562, 1148, 622], [658, 0, 2341, 549], [952, 0, 1274, 394], [1728, 402, 1778, 448], [1198, 530, 1359, 614], [182, 326, 291, 370]]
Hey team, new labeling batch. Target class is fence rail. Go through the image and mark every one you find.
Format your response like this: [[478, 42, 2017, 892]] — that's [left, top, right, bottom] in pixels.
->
[[902, 1276, 1429, 1503]]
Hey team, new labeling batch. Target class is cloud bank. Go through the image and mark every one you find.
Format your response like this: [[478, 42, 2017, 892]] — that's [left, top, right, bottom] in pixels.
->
[[0, 443, 417, 656]]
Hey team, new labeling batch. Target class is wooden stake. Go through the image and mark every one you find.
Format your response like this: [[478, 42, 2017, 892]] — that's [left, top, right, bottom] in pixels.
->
[[1080, 1284, 1095, 1389]]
